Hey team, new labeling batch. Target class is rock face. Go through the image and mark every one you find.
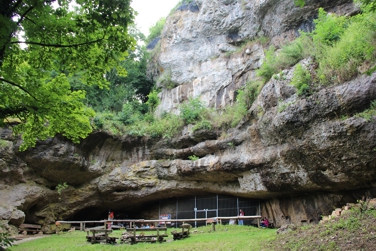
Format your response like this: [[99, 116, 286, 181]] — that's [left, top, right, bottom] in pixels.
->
[[1, 0, 375, 232], [149, 0, 357, 116]]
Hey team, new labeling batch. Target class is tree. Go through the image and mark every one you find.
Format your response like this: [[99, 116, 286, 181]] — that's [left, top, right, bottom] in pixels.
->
[[75, 24, 153, 113], [0, 0, 136, 150], [357, 0, 376, 11]]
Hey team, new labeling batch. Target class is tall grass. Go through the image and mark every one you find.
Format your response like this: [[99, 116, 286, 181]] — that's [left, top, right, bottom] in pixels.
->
[[257, 7, 376, 86]]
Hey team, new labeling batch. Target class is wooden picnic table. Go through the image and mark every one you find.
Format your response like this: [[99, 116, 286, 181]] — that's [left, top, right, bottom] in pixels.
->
[[171, 223, 191, 240], [86, 229, 117, 244], [122, 227, 168, 244], [19, 223, 42, 235]]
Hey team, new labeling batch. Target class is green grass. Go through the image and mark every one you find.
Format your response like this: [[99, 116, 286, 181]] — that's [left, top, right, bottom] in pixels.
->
[[9, 225, 276, 251]]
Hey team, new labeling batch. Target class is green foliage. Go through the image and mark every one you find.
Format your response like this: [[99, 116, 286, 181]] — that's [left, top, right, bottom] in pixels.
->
[[77, 25, 153, 112], [124, 112, 184, 139], [188, 155, 199, 161], [92, 116, 104, 129], [227, 142, 235, 149], [56, 182, 68, 195], [146, 90, 161, 113], [294, 0, 306, 8], [312, 8, 347, 47], [258, 7, 376, 86], [146, 17, 166, 44], [0, 0, 136, 150], [158, 69, 176, 89], [118, 102, 144, 125], [355, 100, 376, 121], [356, 0, 376, 12], [256, 35, 312, 81], [290, 64, 311, 96], [0, 232, 14, 250], [193, 120, 212, 131], [180, 98, 205, 125], [316, 11, 376, 84], [235, 80, 264, 123], [0, 139, 10, 149]]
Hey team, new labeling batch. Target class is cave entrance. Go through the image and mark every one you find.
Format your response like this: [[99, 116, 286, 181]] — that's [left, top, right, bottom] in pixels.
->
[[158, 194, 260, 227]]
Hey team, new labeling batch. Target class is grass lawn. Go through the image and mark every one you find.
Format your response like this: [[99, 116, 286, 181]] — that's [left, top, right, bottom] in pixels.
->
[[9, 225, 276, 251]]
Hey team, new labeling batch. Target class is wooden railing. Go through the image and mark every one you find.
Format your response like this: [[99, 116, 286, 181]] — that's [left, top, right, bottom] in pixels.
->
[[57, 215, 262, 231]]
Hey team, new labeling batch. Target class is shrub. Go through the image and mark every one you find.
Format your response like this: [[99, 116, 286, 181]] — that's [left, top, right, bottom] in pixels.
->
[[146, 90, 160, 113], [92, 116, 104, 129], [188, 155, 199, 161], [118, 102, 142, 125], [180, 98, 205, 124], [146, 17, 166, 44], [316, 11, 376, 84], [290, 64, 311, 96], [257, 36, 311, 81], [312, 8, 347, 47], [234, 80, 264, 124], [0, 232, 14, 250], [257, 46, 277, 81], [146, 113, 184, 139], [355, 100, 376, 121], [193, 120, 212, 131]]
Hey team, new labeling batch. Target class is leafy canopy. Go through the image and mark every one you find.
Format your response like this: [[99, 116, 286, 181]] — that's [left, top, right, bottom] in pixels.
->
[[0, 0, 135, 150]]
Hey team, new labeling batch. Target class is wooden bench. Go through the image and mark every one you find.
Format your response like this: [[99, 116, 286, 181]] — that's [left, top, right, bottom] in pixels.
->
[[171, 223, 191, 240], [122, 227, 168, 244], [85, 229, 118, 244], [18, 224, 42, 235]]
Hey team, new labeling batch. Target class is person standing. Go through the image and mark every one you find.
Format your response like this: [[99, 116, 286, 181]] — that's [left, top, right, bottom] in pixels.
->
[[238, 209, 244, 225], [107, 211, 114, 229]]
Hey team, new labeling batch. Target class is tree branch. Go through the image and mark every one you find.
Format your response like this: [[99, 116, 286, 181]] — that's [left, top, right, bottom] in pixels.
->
[[0, 77, 38, 101], [16, 5, 34, 26]]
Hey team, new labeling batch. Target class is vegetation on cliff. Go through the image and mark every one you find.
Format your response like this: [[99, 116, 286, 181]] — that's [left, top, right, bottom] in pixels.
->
[[97, 0, 376, 140], [3, 0, 376, 150]]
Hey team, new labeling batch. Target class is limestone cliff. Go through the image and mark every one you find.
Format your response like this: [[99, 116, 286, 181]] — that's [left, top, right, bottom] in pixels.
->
[[149, 0, 357, 115], [1, 0, 376, 233]]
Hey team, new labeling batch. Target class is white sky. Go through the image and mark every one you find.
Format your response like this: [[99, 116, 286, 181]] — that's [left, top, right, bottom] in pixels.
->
[[131, 0, 180, 36]]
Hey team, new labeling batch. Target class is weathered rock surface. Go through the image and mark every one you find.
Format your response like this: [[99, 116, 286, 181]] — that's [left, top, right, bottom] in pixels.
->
[[149, 0, 357, 116], [1, 71, 376, 230], [1, 0, 375, 231]]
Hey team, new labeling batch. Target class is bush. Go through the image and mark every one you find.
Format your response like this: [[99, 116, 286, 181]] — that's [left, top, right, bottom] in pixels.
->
[[290, 64, 311, 96], [257, 36, 311, 81], [316, 11, 376, 84], [92, 116, 104, 129], [312, 8, 347, 47], [193, 119, 212, 131], [180, 98, 205, 124], [118, 102, 142, 125], [0, 232, 14, 250], [146, 90, 160, 113]]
